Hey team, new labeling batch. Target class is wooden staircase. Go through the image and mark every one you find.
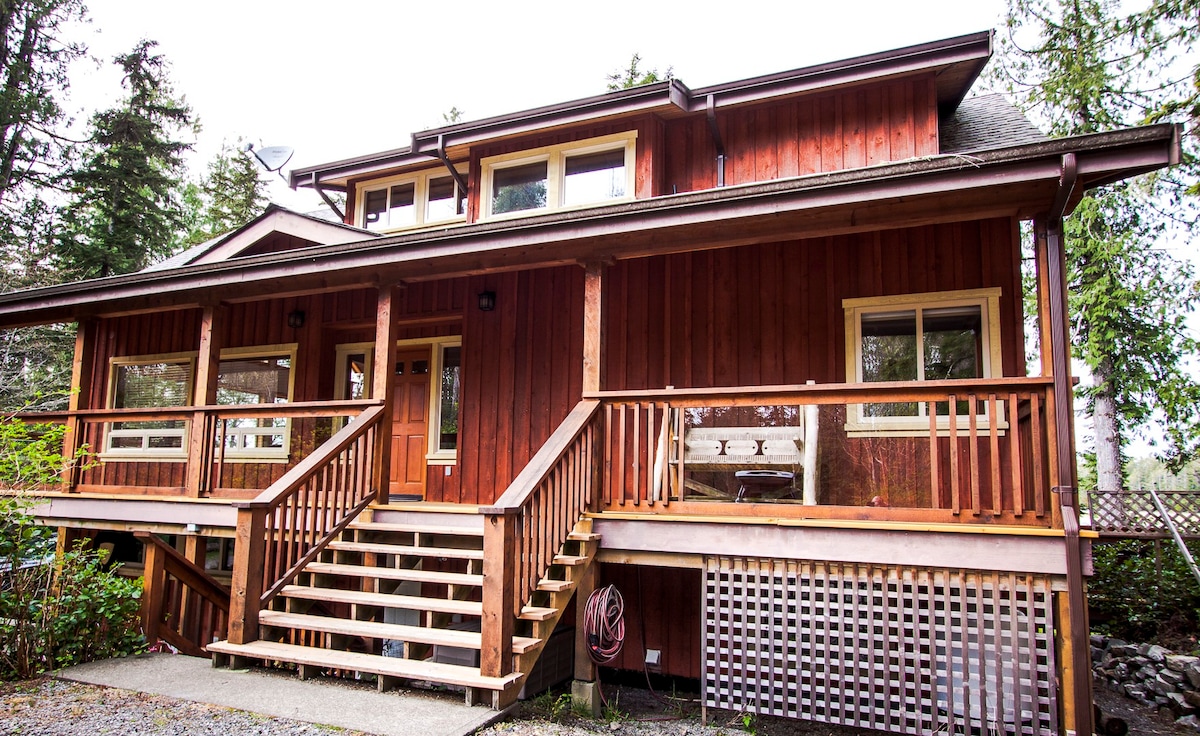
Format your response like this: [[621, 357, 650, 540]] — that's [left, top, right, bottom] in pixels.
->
[[209, 509, 599, 706]]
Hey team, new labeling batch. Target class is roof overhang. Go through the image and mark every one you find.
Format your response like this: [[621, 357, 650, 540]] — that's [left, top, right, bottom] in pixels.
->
[[290, 31, 994, 191], [0, 124, 1179, 329]]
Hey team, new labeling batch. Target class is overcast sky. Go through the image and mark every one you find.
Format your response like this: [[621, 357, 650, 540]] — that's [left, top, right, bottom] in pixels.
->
[[69, 0, 1009, 210]]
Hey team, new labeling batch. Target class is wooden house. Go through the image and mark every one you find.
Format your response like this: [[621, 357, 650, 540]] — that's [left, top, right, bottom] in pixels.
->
[[0, 31, 1182, 735]]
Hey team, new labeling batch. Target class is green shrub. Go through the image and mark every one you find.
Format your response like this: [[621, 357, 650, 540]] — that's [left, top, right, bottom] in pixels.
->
[[1089, 538, 1200, 647]]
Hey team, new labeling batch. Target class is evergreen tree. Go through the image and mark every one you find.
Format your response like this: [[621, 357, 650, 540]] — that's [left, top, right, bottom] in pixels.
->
[[995, 0, 1200, 485], [606, 54, 672, 91], [58, 39, 196, 280], [184, 138, 269, 245]]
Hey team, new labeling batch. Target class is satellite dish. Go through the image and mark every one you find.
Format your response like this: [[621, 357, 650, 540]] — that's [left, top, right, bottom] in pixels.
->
[[250, 145, 294, 173]]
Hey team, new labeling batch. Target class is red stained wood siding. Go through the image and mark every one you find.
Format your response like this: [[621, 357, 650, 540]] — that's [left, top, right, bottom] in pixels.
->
[[597, 563, 702, 680], [664, 75, 939, 193], [605, 217, 1023, 390]]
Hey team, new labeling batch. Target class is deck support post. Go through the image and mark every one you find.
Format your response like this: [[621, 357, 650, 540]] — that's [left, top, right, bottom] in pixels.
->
[[141, 536, 165, 646], [62, 319, 95, 493], [480, 510, 516, 681], [187, 305, 226, 497], [572, 560, 601, 717], [227, 505, 267, 645], [372, 285, 399, 504], [1036, 153, 1092, 736], [583, 262, 606, 394]]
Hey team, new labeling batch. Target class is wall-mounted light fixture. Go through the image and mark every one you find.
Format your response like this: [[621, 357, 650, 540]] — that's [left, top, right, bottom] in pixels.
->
[[477, 291, 496, 312], [287, 310, 306, 329]]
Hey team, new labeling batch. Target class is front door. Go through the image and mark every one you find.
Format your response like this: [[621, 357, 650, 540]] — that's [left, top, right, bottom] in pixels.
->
[[390, 348, 430, 499]]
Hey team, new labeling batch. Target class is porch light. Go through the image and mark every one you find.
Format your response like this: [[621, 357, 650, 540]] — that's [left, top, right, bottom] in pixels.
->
[[477, 291, 496, 312], [287, 310, 306, 329]]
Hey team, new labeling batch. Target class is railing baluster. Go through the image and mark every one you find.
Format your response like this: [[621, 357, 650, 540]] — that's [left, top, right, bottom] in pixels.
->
[[929, 401, 941, 508], [1030, 392, 1046, 517], [989, 393, 1002, 516], [618, 404, 626, 506], [949, 395, 960, 515], [632, 402, 641, 506], [968, 395, 981, 516], [1008, 393, 1024, 516]]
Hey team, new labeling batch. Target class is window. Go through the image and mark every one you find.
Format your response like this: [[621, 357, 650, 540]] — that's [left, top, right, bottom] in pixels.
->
[[103, 345, 296, 461], [334, 336, 461, 463], [480, 131, 636, 219], [105, 355, 194, 457], [216, 347, 295, 460], [843, 288, 1002, 435], [356, 168, 467, 232]]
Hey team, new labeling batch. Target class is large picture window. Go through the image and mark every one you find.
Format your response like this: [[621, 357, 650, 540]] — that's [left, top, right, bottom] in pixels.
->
[[843, 288, 1003, 435], [216, 348, 294, 460], [480, 131, 636, 220]]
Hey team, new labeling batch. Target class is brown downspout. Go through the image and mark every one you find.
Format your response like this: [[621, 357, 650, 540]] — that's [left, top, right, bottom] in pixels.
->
[[1045, 152, 1093, 736]]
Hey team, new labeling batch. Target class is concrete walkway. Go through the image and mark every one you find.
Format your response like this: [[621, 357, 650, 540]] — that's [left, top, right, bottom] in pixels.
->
[[57, 653, 503, 736]]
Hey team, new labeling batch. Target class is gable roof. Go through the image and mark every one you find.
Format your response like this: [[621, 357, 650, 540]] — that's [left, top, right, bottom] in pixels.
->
[[291, 31, 994, 191], [144, 204, 375, 271]]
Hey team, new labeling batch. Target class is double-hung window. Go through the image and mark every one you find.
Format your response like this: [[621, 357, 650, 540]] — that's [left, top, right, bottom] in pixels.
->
[[357, 168, 467, 232], [843, 288, 1002, 435], [481, 131, 636, 219]]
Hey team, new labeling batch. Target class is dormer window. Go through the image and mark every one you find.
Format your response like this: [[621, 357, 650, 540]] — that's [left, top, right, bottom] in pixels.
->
[[481, 131, 636, 220], [357, 169, 466, 232]]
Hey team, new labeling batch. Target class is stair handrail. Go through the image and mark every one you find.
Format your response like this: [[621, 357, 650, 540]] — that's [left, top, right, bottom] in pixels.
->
[[136, 531, 230, 657], [479, 399, 603, 680], [227, 402, 385, 645]]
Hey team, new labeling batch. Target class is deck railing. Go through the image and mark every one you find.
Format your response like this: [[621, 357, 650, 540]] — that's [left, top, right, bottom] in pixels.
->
[[1087, 489, 1200, 538], [226, 403, 384, 645], [590, 377, 1056, 525], [478, 399, 603, 679], [135, 532, 230, 657], [51, 400, 379, 497]]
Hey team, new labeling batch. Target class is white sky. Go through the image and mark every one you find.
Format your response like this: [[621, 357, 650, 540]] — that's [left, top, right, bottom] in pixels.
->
[[69, 0, 1009, 210]]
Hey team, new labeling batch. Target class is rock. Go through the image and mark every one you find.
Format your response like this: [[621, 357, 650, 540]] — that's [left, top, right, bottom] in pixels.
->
[[1125, 685, 1146, 701], [1131, 655, 1151, 667], [1167, 692, 1194, 716], [1188, 663, 1200, 689], [1162, 670, 1187, 687], [1115, 662, 1129, 678], [1147, 645, 1170, 663], [1169, 655, 1200, 673], [1140, 664, 1161, 681], [1184, 690, 1200, 708], [1176, 714, 1200, 730], [1092, 633, 1108, 648], [1093, 646, 1106, 663]]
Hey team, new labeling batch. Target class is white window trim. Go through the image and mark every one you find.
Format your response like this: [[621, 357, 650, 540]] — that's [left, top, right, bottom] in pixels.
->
[[480, 131, 637, 221], [333, 335, 462, 465], [102, 352, 197, 461], [842, 288, 1004, 437], [354, 165, 468, 233], [214, 344, 298, 463]]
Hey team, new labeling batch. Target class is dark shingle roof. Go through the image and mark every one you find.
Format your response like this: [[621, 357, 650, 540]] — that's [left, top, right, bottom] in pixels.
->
[[941, 94, 1047, 154]]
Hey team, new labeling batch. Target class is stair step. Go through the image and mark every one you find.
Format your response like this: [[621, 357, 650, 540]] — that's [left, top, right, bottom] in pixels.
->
[[280, 585, 482, 617], [349, 521, 484, 538], [306, 562, 482, 587], [537, 579, 573, 593], [553, 554, 588, 566], [327, 541, 484, 560], [208, 640, 520, 691], [258, 611, 539, 654], [566, 532, 601, 542], [519, 606, 557, 621]]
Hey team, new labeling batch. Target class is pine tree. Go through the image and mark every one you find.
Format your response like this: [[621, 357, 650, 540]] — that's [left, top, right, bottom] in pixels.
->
[[183, 138, 269, 245], [58, 39, 196, 280], [606, 54, 672, 91], [996, 0, 1200, 485]]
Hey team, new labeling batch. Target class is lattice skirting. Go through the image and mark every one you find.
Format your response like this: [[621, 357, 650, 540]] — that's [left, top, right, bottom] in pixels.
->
[[703, 557, 1058, 735]]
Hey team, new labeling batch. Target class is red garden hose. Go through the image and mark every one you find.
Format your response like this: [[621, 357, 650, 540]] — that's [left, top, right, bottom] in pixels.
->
[[584, 584, 625, 664]]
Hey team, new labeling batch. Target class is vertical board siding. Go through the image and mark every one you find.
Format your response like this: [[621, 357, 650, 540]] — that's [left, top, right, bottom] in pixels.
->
[[665, 75, 938, 193], [443, 265, 584, 505], [605, 218, 1022, 391], [703, 557, 1057, 735], [598, 563, 702, 679]]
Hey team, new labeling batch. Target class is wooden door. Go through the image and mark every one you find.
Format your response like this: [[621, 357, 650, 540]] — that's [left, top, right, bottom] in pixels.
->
[[389, 348, 430, 499]]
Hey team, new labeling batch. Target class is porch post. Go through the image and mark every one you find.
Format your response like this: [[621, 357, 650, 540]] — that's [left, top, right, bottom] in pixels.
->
[[62, 319, 95, 493], [186, 305, 226, 497], [582, 262, 606, 394], [372, 285, 399, 504], [1036, 213, 1092, 736]]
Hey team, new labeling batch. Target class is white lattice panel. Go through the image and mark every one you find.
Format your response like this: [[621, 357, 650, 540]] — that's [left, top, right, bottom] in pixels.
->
[[703, 557, 1057, 735]]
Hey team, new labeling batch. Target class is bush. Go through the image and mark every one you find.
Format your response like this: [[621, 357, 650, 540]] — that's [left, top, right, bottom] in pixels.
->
[[1089, 537, 1200, 648], [0, 411, 143, 679]]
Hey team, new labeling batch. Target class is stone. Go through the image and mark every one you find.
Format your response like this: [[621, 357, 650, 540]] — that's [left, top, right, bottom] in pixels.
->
[[1131, 655, 1151, 667], [1125, 685, 1146, 701], [1147, 644, 1170, 663], [1141, 664, 1162, 681], [1184, 690, 1200, 708], [1115, 662, 1129, 678], [1092, 633, 1108, 648], [1092, 646, 1105, 663], [1176, 714, 1200, 730], [1163, 670, 1187, 687], [1169, 655, 1200, 673], [1167, 692, 1194, 716], [1188, 663, 1200, 689]]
